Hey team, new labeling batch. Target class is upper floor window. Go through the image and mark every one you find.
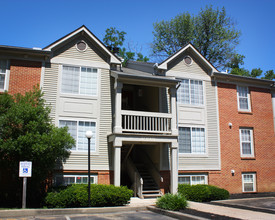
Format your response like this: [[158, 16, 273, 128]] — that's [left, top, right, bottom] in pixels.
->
[[237, 86, 251, 111], [179, 127, 205, 154], [239, 128, 254, 157], [0, 60, 7, 90], [177, 79, 203, 105], [59, 120, 96, 152], [61, 65, 98, 96], [179, 174, 208, 185]]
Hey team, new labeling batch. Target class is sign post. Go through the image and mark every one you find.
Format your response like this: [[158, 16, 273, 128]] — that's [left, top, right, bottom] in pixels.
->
[[19, 161, 32, 209]]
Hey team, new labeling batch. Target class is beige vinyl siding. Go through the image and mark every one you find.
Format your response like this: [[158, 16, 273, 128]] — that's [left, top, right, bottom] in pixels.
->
[[168, 52, 209, 78], [43, 62, 59, 121], [178, 80, 219, 170], [62, 68, 112, 170], [54, 36, 107, 63]]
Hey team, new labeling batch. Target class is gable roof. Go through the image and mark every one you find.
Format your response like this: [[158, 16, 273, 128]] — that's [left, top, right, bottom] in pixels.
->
[[157, 43, 218, 73], [43, 25, 121, 64]]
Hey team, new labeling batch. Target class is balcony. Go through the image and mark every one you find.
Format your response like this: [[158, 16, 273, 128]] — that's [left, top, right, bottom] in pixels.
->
[[121, 110, 171, 134]]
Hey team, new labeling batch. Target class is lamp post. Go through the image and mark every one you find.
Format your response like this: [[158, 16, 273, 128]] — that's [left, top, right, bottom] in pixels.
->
[[85, 130, 93, 207]]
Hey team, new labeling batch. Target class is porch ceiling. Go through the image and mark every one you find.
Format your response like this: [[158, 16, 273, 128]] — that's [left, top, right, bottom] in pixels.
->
[[108, 132, 178, 145]]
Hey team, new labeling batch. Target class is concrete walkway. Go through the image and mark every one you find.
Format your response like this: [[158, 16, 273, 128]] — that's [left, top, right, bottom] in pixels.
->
[[188, 201, 275, 220]]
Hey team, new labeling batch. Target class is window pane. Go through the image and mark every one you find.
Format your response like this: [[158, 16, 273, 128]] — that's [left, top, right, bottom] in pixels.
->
[[190, 80, 203, 105], [59, 120, 77, 150], [0, 74, 5, 89], [179, 176, 190, 184], [179, 127, 191, 153], [80, 67, 97, 95], [62, 66, 80, 94], [243, 174, 255, 192], [192, 176, 205, 185], [192, 128, 205, 154], [238, 86, 249, 110], [177, 79, 190, 104], [241, 129, 252, 156], [64, 177, 75, 185], [77, 121, 96, 151]]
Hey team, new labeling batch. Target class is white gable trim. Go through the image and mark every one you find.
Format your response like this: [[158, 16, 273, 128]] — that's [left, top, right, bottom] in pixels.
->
[[44, 26, 121, 64], [158, 44, 218, 73]]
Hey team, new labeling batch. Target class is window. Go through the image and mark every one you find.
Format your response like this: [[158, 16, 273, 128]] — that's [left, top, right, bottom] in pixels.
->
[[237, 86, 250, 111], [179, 127, 205, 154], [239, 128, 254, 157], [177, 79, 203, 105], [0, 60, 7, 90], [59, 120, 96, 151], [179, 174, 207, 185], [61, 65, 98, 96], [54, 174, 98, 186], [242, 173, 256, 192]]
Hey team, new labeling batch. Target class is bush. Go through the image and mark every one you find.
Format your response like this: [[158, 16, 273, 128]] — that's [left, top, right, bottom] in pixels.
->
[[156, 193, 187, 211], [45, 184, 133, 208], [178, 184, 229, 202]]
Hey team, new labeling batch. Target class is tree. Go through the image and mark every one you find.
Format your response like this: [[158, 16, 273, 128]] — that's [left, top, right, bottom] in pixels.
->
[[103, 27, 149, 65], [0, 88, 75, 207], [226, 54, 274, 80], [151, 5, 241, 69]]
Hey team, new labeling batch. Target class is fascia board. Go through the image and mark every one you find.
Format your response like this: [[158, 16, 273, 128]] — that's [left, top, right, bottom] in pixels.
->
[[44, 26, 121, 64]]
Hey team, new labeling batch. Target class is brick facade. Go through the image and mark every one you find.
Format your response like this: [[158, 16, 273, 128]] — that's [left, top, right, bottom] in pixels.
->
[[209, 82, 275, 193], [8, 59, 41, 95]]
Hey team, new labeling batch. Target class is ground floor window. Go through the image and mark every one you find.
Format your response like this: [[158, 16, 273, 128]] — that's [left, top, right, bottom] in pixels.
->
[[242, 173, 256, 192], [178, 174, 208, 185], [54, 174, 98, 186]]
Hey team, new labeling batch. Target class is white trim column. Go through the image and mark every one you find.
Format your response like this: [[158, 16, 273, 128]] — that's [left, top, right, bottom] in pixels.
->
[[113, 138, 122, 186], [272, 91, 275, 132], [169, 87, 178, 135], [170, 140, 178, 194], [114, 80, 123, 133]]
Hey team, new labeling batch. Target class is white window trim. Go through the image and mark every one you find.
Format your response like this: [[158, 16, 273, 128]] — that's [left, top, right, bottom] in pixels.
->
[[55, 174, 98, 186], [239, 128, 254, 157], [177, 78, 204, 106], [60, 64, 99, 97], [0, 60, 10, 92], [242, 173, 256, 192], [58, 118, 97, 153], [237, 86, 251, 112], [179, 125, 207, 155], [178, 174, 208, 185]]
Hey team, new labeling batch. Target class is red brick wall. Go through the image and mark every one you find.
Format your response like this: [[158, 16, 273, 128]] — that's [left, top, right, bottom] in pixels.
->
[[8, 59, 41, 95], [209, 82, 275, 193], [160, 170, 170, 194]]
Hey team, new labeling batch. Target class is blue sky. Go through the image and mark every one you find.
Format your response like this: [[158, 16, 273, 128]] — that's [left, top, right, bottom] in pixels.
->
[[1, 0, 275, 73]]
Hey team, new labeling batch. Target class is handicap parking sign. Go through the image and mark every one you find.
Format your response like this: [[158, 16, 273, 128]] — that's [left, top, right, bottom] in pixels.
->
[[19, 161, 32, 177]]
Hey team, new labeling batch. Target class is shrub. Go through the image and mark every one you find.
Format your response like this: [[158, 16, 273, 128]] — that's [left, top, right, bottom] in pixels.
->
[[156, 193, 187, 211], [178, 184, 229, 202], [45, 184, 133, 208]]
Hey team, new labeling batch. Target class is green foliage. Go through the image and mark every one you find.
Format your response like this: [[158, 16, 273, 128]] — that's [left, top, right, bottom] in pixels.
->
[[103, 27, 149, 65], [152, 5, 240, 69], [0, 87, 75, 207], [45, 184, 133, 208], [178, 184, 229, 202], [156, 193, 187, 211], [103, 27, 126, 48], [226, 54, 274, 80]]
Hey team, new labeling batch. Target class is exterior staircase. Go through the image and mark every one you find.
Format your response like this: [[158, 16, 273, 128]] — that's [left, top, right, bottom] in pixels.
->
[[135, 163, 162, 198]]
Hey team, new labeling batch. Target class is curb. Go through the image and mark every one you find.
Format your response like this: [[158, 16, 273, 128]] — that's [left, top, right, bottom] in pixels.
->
[[0, 206, 147, 218], [147, 206, 208, 220]]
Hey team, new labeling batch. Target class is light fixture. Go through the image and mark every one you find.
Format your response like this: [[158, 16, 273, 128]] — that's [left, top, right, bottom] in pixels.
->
[[228, 122, 232, 128], [231, 170, 235, 176]]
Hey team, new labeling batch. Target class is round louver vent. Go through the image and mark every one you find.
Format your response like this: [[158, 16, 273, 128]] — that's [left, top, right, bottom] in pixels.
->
[[76, 41, 87, 51], [184, 56, 192, 65]]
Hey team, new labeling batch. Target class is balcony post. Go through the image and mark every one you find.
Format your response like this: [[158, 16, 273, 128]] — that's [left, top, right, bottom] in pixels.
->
[[114, 80, 123, 133], [170, 140, 178, 194], [113, 138, 122, 186], [169, 87, 178, 135]]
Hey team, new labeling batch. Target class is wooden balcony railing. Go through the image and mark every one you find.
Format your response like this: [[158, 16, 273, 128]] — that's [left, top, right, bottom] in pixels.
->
[[121, 110, 171, 134]]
